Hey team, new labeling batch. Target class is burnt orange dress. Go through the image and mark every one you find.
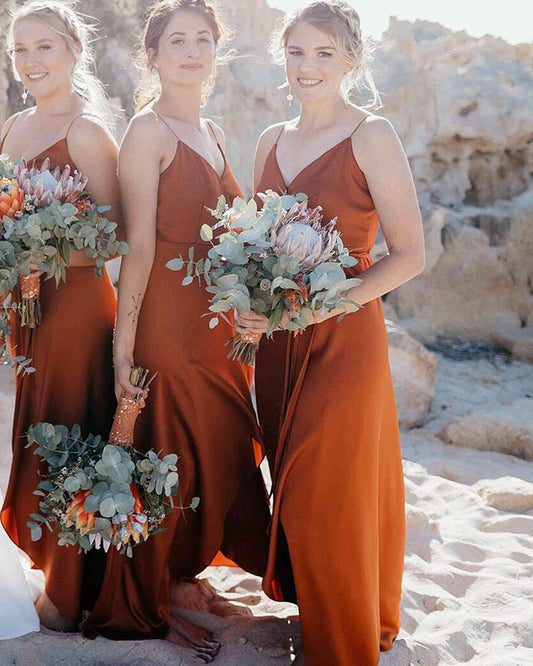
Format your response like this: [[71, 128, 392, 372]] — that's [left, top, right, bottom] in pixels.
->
[[255, 123, 406, 666], [0, 138, 117, 621], [83, 119, 270, 640]]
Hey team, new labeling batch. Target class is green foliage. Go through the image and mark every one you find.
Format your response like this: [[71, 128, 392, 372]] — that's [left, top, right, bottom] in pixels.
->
[[167, 189, 362, 351], [27, 423, 195, 557], [0, 157, 129, 296]]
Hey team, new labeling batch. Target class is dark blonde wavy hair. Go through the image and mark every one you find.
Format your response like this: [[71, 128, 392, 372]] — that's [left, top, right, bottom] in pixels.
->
[[271, 0, 381, 108], [134, 0, 229, 111], [7, 0, 114, 124]]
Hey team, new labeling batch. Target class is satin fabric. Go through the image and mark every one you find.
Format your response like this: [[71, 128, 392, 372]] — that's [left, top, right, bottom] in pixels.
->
[[255, 132, 406, 666], [83, 134, 270, 639], [1, 139, 116, 621]]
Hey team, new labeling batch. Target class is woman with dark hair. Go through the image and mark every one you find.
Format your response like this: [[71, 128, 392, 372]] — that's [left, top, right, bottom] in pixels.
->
[[83, 1, 269, 658]]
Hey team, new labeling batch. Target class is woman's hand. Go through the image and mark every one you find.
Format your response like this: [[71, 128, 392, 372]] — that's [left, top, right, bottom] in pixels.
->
[[236, 308, 325, 337], [27, 261, 45, 279], [235, 311, 268, 337], [113, 354, 147, 406]]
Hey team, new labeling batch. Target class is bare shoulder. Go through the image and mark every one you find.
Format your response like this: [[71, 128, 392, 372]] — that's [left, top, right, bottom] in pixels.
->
[[67, 114, 117, 149], [351, 113, 404, 170], [256, 121, 285, 153], [121, 110, 167, 151], [1, 108, 31, 140], [353, 114, 400, 148]]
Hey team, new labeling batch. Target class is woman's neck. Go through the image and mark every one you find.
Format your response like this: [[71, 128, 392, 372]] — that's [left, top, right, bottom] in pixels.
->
[[153, 86, 203, 130], [33, 88, 83, 118], [296, 95, 348, 132]]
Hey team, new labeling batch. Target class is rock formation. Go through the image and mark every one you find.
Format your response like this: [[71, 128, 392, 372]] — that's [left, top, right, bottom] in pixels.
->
[[374, 19, 533, 356], [0, 1, 531, 424]]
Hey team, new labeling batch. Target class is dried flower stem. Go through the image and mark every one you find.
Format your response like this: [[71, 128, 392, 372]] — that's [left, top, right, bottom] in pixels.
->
[[226, 331, 262, 366], [19, 273, 42, 328]]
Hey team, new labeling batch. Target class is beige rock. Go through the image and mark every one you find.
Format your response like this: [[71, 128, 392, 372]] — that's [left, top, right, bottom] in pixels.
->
[[388, 192, 533, 348], [376, 19, 533, 207], [387, 323, 437, 429], [474, 477, 533, 513], [490, 328, 533, 364], [439, 398, 533, 460], [2, 5, 532, 355]]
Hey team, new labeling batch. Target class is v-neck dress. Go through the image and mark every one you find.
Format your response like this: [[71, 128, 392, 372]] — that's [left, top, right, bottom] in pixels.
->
[[254, 125, 405, 666], [83, 123, 270, 640], [0, 137, 117, 622]]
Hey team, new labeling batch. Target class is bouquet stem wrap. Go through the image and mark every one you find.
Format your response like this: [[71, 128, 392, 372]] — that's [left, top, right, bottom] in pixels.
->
[[19, 273, 41, 328], [227, 331, 262, 366], [108, 367, 150, 446]]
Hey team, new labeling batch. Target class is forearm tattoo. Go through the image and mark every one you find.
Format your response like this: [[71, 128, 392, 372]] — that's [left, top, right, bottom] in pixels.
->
[[128, 292, 143, 327]]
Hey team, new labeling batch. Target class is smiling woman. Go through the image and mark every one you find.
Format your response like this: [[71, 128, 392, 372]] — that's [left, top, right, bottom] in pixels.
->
[[0, 0, 121, 639], [237, 1, 425, 665]]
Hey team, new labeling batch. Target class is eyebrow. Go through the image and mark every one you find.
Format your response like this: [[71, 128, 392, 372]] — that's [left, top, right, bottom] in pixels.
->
[[14, 38, 53, 46], [287, 44, 335, 50], [168, 30, 211, 38]]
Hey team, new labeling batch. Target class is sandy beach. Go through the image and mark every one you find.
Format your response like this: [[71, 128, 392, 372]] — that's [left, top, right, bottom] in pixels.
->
[[1, 350, 532, 665]]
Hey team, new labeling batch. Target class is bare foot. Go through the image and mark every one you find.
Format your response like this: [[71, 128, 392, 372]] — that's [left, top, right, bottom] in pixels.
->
[[35, 591, 77, 632], [167, 611, 221, 663], [171, 578, 251, 617]]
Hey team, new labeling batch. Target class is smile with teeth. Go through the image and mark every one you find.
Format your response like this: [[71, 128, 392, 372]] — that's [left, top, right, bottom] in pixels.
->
[[298, 78, 322, 87], [27, 73, 48, 80]]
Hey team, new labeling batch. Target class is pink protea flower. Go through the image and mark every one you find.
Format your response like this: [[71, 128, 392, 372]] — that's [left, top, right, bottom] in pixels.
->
[[271, 200, 340, 270], [14, 158, 88, 209]]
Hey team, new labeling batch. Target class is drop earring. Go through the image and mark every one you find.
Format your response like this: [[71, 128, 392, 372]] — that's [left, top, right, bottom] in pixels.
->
[[286, 88, 294, 108], [21, 88, 28, 105]]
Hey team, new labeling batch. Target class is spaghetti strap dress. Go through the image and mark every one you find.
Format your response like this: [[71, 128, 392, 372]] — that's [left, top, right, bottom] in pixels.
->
[[254, 121, 406, 666], [0, 127, 117, 622], [83, 116, 270, 640]]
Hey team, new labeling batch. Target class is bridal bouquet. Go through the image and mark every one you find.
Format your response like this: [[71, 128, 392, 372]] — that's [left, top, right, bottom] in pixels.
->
[[27, 370, 196, 557], [167, 190, 362, 365], [0, 155, 129, 327]]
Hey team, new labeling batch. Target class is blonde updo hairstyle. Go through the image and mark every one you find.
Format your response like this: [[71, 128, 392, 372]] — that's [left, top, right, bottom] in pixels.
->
[[134, 0, 229, 111], [271, 0, 381, 108], [7, 0, 114, 124]]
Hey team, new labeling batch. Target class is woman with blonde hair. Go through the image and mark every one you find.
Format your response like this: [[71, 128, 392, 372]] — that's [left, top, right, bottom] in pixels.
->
[[237, 1, 425, 663], [0, 0, 121, 632], [82, 1, 269, 659]]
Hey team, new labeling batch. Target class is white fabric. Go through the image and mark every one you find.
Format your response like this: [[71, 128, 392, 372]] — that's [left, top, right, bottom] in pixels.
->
[[0, 489, 42, 639]]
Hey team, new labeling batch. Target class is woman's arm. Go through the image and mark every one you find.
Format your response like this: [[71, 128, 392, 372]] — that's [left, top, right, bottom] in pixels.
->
[[67, 117, 124, 260], [0, 112, 24, 143], [112, 114, 163, 399], [236, 116, 425, 335], [301, 116, 425, 324]]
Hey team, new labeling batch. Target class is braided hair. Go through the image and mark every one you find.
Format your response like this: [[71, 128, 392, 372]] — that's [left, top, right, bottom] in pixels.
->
[[271, 0, 381, 108]]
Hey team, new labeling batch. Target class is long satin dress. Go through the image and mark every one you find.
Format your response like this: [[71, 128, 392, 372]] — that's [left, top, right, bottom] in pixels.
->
[[254, 124, 406, 666], [83, 121, 270, 640], [0, 138, 117, 622]]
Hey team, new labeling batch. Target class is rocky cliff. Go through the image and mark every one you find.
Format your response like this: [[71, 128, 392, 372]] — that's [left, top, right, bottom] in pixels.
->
[[1, 0, 531, 367]]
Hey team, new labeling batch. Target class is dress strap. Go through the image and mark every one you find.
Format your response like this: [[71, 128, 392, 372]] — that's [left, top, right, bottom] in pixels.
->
[[350, 115, 368, 137], [274, 123, 286, 146], [151, 110, 180, 141], [205, 119, 221, 147], [0, 113, 23, 153], [64, 112, 104, 140]]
